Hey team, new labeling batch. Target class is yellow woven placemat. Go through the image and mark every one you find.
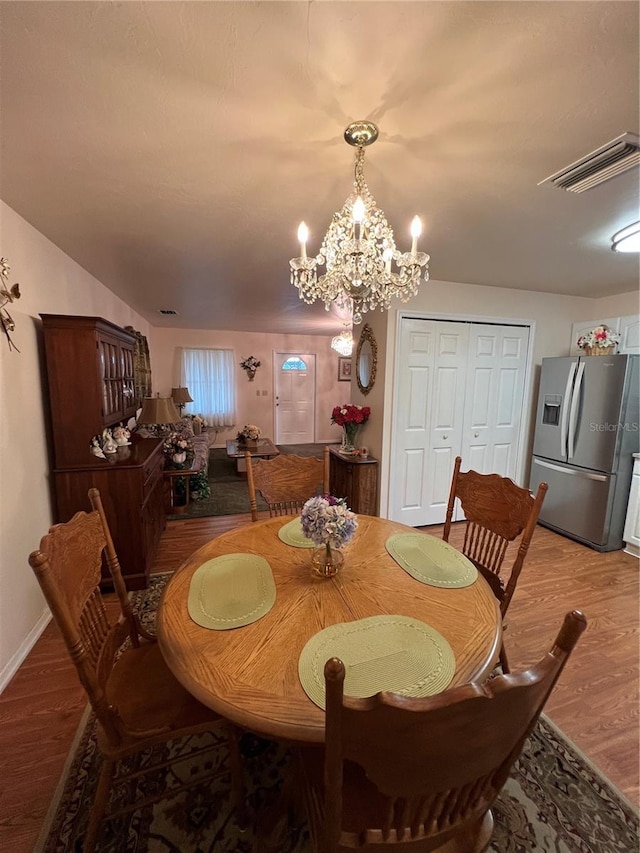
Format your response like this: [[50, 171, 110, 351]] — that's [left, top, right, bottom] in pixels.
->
[[187, 553, 276, 630], [385, 533, 477, 588], [277, 517, 314, 549], [298, 615, 455, 709]]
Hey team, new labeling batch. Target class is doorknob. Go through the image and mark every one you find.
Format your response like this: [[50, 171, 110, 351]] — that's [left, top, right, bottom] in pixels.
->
[[474, 432, 479, 437], [443, 435, 448, 440]]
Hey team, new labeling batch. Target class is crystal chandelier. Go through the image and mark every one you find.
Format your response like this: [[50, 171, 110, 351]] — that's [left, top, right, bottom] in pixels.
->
[[331, 324, 354, 356], [290, 121, 430, 325]]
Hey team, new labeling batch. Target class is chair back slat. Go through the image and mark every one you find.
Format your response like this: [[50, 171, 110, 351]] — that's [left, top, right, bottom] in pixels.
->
[[315, 611, 585, 852], [78, 590, 110, 667], [246, 447, 330, 522]]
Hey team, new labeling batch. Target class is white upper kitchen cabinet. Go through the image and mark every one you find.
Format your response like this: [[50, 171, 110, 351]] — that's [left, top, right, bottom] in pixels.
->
[[570, 315, 640, 356]]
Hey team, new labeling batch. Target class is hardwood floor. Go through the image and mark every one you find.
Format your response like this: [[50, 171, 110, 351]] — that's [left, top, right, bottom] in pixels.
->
[[1, 514, 637, 852]]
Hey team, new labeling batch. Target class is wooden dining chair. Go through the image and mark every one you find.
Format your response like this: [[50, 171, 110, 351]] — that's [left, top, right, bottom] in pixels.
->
[[443, 456, 548, 672], [245, 447, 330, 522], [297, 609, 586, 853], [28, 487, 247, 852]]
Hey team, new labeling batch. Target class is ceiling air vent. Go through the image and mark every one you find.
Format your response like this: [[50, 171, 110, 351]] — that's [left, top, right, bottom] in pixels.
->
[[538, 132, 640, 193], [158, 309, 179, 315]]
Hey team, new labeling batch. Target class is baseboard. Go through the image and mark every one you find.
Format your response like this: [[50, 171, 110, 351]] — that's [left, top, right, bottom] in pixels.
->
[[0, 609, 52, 694]]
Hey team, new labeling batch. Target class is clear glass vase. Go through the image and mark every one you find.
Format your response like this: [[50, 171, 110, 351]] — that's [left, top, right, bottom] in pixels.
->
[[311, 543, 344, 578], [341, 423, 359, 453]]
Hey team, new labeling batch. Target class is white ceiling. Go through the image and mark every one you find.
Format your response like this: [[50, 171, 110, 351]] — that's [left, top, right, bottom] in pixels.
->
[[1, 1, 638, 336]]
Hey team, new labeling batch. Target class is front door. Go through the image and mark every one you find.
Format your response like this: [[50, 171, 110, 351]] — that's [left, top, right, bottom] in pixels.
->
[[274, 353, 316, 445]]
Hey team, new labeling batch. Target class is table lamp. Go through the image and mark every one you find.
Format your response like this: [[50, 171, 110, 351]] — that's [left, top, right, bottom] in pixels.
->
[[138, 395, 181, 425], [171, 386, 193, 416]]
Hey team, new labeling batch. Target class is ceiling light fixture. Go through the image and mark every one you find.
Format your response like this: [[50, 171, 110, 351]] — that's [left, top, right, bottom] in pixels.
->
[[290, 121, 430, 325], [611, 221, 640, 253], [331, 324, 354, 357]]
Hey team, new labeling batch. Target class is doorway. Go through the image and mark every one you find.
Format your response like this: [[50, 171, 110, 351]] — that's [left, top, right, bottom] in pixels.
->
[[388, 318, 532, 526], [274, 353, 316, 444]]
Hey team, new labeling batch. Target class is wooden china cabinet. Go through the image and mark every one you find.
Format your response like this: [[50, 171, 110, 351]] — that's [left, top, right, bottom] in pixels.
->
[[40, 315, 165, 589]]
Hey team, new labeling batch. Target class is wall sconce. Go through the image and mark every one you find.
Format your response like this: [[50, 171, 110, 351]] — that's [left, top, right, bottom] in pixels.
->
[[0, 257, 21, 352]]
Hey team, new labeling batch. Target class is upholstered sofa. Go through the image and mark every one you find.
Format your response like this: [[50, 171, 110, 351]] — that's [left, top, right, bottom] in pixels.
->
[[134, 416, 211, 474], [183, 418, 211, 473]]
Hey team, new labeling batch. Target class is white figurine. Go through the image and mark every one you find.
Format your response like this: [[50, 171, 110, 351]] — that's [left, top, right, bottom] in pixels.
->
[[112, 424, 131, 446], [90, 436, 106, 459], [102, 428, 117, 454]]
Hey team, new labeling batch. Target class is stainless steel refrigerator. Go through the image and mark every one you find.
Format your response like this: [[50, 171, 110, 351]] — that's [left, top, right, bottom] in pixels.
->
[[530, 353, 639, 551]]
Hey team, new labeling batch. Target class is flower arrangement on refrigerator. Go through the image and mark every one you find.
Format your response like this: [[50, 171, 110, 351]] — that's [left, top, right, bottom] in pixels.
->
[[576, 325, 620, 351]]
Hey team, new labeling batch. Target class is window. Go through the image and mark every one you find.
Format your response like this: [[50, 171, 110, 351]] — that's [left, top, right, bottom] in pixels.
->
[[181, 348, 236, 427], [281, 357, 308, 371]]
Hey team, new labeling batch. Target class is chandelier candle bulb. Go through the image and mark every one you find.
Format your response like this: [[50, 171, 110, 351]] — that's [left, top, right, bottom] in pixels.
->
[[298, 222, 308, 260], [411, 216, 422, 255], [353, 197, 365, 241]]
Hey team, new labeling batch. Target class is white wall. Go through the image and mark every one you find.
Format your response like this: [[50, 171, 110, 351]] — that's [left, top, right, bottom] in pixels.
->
[[0, 201, 151, 691], [150, 327, 345, 445]]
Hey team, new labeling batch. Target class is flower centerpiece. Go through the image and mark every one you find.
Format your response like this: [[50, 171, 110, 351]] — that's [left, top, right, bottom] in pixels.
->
[[331, 403, 371, 453], [163, 431, 194, 467], [240, 355, 261, 381], [301, 494, 358, 577], [237, 423, 261, 446], [577, 325, 620, 356]]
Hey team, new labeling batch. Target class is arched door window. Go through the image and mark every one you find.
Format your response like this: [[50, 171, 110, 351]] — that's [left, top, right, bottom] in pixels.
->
[[281, 357, 308, 371]]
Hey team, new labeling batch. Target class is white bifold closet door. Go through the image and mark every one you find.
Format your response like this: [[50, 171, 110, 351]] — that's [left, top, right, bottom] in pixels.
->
[[389, 318, 529, 526]]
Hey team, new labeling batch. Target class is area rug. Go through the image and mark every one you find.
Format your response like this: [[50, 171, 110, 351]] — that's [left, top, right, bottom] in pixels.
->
[[36, 576, 639, 853], [168, 444, 330, 520]]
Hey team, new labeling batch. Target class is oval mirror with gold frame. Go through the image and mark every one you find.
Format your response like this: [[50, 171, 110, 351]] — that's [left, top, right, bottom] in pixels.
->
[[356, 323, 377, 396]]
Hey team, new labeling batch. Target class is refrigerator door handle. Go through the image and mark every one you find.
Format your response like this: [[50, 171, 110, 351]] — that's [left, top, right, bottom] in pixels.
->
[[533, 458, 608, 482], [567, 361, 585, 460], [560, 360, 578, 458]]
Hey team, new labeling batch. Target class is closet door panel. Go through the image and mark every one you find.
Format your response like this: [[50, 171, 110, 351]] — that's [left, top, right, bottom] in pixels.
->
[[461, 325, 529, 481], [389, 320, 436, 526], [424, 325, 469, 523]]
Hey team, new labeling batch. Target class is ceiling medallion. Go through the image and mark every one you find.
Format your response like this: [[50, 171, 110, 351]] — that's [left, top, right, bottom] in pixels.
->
[[290, 121, 430, 325]]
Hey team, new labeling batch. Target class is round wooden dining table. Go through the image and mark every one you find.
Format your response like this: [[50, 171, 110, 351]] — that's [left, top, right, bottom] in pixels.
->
[[157, 515, 502, 744]]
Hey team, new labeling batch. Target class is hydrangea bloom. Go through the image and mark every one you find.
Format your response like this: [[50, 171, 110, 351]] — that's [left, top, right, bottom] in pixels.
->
[[301, 495, 358, 548]]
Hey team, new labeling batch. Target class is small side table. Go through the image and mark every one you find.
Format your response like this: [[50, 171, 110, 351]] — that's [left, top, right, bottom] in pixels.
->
[[329, 446, 378, 515], [225, 438, 280, 474], [163, 465, 198, 513]]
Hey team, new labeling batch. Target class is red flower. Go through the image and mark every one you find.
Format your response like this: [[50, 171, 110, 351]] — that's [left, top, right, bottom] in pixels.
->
[[331, 404, 371, 426]]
